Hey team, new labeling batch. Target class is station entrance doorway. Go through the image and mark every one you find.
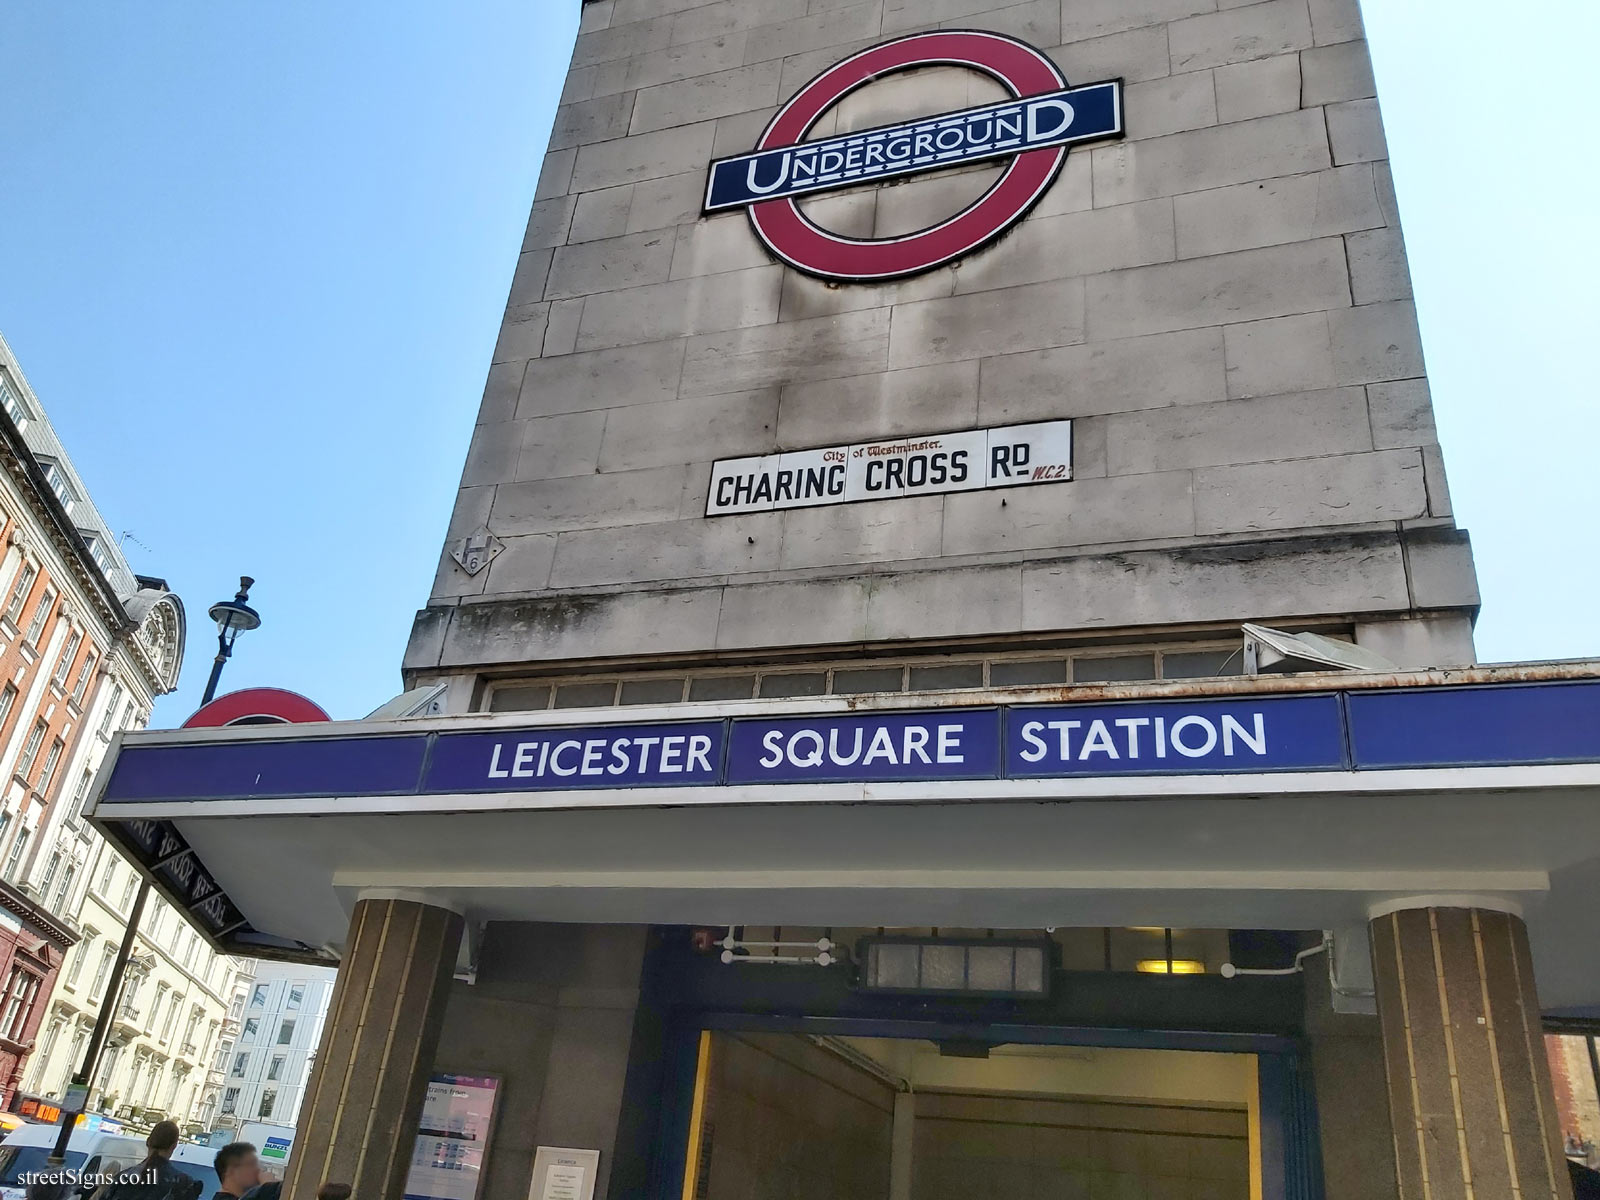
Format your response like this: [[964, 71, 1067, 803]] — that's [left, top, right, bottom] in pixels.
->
[[680, 1031, 1258, 1200], [645, 927, 1321, 1200]]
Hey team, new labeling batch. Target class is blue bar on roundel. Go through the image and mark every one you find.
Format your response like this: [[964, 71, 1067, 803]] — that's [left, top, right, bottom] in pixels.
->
[[704, 80, 1123, 212]]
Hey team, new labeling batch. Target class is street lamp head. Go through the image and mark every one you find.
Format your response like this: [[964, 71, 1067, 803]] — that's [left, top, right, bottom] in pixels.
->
[[208, 576, 261, 639]]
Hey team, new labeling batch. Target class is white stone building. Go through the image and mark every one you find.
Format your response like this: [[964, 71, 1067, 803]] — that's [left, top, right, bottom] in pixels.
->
[[215, 962, 335, 1132]]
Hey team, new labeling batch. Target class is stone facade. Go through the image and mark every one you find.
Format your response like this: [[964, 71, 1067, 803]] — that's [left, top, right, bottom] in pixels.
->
[[407, 0, 1475, 684]]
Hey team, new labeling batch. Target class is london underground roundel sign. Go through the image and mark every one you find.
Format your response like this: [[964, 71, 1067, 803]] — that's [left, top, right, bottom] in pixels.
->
[[703, 31, 1123, 282]]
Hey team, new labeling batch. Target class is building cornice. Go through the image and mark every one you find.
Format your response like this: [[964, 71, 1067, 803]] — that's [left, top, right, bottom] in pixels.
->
[[0, 409, 180, 696], [0, 410, 133, 633], [0, 878, 81, 950]]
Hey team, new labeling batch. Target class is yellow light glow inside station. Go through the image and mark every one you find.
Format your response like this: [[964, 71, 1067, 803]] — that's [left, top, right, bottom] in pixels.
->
[[1136, 959, 1206, 975]]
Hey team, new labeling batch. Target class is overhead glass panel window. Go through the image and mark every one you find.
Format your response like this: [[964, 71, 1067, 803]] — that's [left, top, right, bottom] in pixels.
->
[[990, 658, 1066, 686], [688, 675, 755, 702], [1073, 654, 1156, 683], [758, 672, 826, 698]]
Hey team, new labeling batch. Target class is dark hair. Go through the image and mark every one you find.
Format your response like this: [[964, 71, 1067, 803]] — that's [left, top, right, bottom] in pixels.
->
[[146, 1120, 180, 1153], [317, 1185, 351, 1200], [214, 1143, 257, 1179]]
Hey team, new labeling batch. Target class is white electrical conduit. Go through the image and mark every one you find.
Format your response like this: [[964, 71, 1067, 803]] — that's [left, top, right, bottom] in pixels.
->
[[719, 928, 836, 965], [1220, 937, 1330, 978]]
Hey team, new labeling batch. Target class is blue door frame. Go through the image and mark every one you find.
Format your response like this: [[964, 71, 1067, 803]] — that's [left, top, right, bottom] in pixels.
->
[[651, 1012, 1326, 1200]]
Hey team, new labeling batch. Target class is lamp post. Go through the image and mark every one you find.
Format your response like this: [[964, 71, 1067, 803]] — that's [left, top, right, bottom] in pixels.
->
[[47, 577, 261, 1164], [201, 577, 261, 707]]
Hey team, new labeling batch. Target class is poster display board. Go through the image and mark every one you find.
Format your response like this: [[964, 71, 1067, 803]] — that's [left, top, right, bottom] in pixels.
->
[[403, 1073, 501, 1200], [527, 1148, 599, 1200]]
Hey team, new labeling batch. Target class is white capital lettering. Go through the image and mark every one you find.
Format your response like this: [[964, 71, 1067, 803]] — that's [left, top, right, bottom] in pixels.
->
[[745, 152, 790, 196], [550, 740, 581, 776], [828, 727, 864, 765], [863, 726, 897, 765], [1019, 721, 1047, 763], [937, 724, 964, 764], [608, 739, 632, 776], [1078, 719, 1119, 759], [1221, 712, 1267, 756], [487, 744, 509, 779], [789, 730, 825, 768], [1170, 715, 1218, 758], [759, 730, 784, 769], [1047, 719, 1081, 759], [1026, 98, 1074, 141], [512, 742, 536, 778], [1115, 717, 1149, 757]]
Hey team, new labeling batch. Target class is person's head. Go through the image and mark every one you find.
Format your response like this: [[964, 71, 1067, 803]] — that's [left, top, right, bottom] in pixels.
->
[[146, 1121, 180, 1159], [214, 1144, 260, 1196], [316, 1185, 350, 1200]]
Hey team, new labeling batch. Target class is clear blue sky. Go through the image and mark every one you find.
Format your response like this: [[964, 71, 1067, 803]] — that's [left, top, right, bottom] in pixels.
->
[[0, 1, 1594, 723]]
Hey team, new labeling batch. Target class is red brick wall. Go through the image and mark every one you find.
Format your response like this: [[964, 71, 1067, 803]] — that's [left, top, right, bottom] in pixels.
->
[[0, 909, 67, 1108]]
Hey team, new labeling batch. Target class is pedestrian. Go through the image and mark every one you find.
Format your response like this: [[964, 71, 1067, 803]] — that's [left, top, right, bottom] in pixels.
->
[[315, 1185, 350, 1200], [90, 1121, 202, 1200], [211, 1144, 260, 1200]]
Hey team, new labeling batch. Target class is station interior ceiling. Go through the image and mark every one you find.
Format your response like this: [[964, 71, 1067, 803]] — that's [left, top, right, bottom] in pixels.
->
[[696, 1031, 1253, 1200]]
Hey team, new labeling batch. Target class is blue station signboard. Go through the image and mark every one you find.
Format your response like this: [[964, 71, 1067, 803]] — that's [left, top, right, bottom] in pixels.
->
[[97, 680, 1600, 803]]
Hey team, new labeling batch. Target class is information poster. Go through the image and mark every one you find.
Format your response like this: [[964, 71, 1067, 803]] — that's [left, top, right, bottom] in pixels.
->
[[403, 1073, 501, 1200], [528, 1148, 599, 1200]]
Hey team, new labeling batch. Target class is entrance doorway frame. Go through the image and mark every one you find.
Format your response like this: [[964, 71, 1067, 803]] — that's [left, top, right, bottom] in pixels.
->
[[651, 1012, 1323, 1200]]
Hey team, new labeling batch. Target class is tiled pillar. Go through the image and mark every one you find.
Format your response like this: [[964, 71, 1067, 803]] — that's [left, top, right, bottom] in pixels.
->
[[284, 896, 464, 1200], [1370, 904, 1571, 1199]]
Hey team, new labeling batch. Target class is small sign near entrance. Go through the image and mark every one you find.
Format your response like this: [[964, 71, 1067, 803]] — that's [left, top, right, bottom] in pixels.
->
[[529, 1148, 599, 1200], [706, 419, 1072, 516]]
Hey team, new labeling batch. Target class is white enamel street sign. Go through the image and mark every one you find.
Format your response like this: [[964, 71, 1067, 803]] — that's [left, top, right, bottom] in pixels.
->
[[706, 420, 1072, 516]]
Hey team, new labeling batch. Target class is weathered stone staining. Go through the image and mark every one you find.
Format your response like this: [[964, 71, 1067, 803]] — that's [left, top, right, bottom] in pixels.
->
[[409, 0, 1472, 675]]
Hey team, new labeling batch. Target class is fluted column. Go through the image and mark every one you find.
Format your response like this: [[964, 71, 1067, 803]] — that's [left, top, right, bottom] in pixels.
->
[[1370, 904, 1570, 1200], [284, 896, 464, 1200]]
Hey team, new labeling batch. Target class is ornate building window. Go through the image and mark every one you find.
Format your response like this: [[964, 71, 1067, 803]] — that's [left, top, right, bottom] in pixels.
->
[[23, 586, 55, 644], [71, 651, 97, 704], [0, 377, 33, 430], [52, 628, 81, 687], [3, 562, 36, 624], [37, 460, 77, 516]]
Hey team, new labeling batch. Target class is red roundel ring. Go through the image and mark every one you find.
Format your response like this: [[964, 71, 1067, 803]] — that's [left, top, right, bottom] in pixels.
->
[[182, 687, 332, 728], [749, 31, 1069, 282]]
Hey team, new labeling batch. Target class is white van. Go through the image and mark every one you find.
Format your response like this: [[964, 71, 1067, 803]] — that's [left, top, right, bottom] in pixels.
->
[[0, 1123, 222, 1200]]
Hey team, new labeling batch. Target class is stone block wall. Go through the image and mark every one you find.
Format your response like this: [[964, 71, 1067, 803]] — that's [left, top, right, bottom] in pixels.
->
[[408, 0, 1477, 676]]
